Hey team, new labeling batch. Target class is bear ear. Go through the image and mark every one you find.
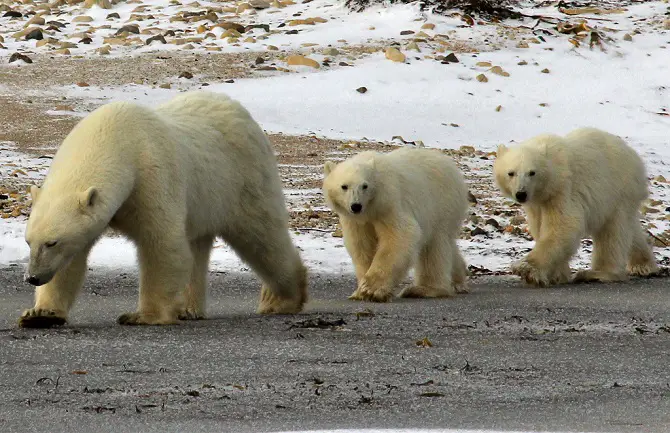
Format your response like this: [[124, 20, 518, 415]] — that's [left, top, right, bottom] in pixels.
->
[[79, 187, 99, 210], [496, 144, 508, 157], [324, 161, 336, 176], [29, 185, 41, 203]]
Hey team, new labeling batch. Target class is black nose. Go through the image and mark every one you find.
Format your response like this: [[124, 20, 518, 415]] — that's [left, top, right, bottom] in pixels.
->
[[26, 276, 40, 286], [350, 203, 362, 213], [515, 191, 527, 203]]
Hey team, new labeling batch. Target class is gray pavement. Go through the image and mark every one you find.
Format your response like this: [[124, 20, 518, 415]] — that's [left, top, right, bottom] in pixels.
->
[[0, 264, 669, 433]]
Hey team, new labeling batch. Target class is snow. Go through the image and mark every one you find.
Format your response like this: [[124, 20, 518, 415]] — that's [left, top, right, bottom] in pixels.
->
[[1, 0, 670, 276]]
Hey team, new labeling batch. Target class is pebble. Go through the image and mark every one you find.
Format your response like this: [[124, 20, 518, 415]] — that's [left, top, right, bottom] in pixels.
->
[[286, 54, 320, 68], [385, 47, 405, 63], [476, 73, 488, 83]]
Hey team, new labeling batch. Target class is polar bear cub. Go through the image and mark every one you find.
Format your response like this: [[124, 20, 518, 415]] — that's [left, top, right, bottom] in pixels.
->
[[21, 91, 307, 327], [493, 127, 658, 287], [323, 147, 470, 302]]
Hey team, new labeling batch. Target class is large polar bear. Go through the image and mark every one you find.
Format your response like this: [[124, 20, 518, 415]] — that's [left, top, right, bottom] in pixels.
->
[[493, 127, 658, 287], [21, 91, 307, 327], [322, 147, 470, 302]]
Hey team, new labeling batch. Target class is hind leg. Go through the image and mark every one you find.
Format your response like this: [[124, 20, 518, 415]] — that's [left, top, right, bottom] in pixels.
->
[[451, 241, 469, 294], [399, 233, 454, 299], [179, 236, 214, 320], [627, 216, 658, 277], [224, 216, 307, 315], [573, 213, 631, 283]]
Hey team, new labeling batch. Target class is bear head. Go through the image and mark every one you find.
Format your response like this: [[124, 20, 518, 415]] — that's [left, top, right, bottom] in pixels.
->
[[322, 153, 377, 218], [24, 185, 103, 286], [493, 137, 558, 205]]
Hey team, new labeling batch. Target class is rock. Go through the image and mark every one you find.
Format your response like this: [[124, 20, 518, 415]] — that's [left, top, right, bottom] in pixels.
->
[[146, 35, 167, 44], [3, 10, 23, 18], [60, 41, 77, 49], [25, 28, 43, 41], [510, 215, 526, 226], [476, 73, 488, 83], [84, 0, 111, 8], [442, 52, 458, 63], [467, 191, 477, 204], [266, 45, 278, 50], [8, 52, 32, 64], [400, 30, 414, 35], [107, 12, 120, 19], [97, 45, 111, 54], [116, 24, 140, 35], [421, 23, 435, 30], [178, 71, 193, 79], [485, 218, 500, 230], [541, 68, 550, 73], [79, 37, 93, 44], [654, 175, 667, 183], [286, 54, 320, 68], [237, 2, 252, 13], [255, 56, 265, 64], [471, 227, 487, 237], [73, 15, 94, 22], [385, 47, 405, 63], [322, 47, 339, 56], [518, 60, 528, 66], [356, 86, 367, 94], [159, 83, 171, 89], [516, 41, 529, 48], [250, 0, 270, 8], [76, 81, 89, 87], [219, 21, 245, 33], [52, 48, 71, 55], [623, 33, 633, 42], [406, 42, 420, 52], [664, 20, 670, 30], [489, 65, 509, 77], [495, 105, 502, 112], [476, 61, 491, 67], [26, 16, 46, 26]]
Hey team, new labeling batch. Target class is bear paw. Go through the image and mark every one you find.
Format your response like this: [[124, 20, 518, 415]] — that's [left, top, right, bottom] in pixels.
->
[[572, 269, 628, 284], [18, 308, 67, 328], [398, 285, 455, 299], [117, 312, 178, 326], [454, 282, 470, 294], [627, 262, 659, 277], [178, 308, 206, 321], [511, 259, 550, 287], [257, 285, 305, 315], [349, 280, 393, 303]]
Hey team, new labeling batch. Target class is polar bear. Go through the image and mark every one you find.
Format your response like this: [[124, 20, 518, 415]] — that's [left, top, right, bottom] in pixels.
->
[[20, 91, 307, 328], [322, 147, 469, 302], [493, 127, 658, 287]]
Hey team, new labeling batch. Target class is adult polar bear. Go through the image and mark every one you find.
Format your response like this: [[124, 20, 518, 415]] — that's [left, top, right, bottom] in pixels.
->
[[494, 127, 658, 287], [21, 91, 307, 327]]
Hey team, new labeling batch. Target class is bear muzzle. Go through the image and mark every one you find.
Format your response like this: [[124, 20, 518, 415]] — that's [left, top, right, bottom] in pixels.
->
[[350, 203, 363, 214], [515, 191, 528, 203]]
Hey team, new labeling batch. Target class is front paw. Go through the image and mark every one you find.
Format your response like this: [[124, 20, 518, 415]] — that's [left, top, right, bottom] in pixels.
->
[[177, 307, 206, 321], [348, 278, 393, 303], [257, 284, 305, 315], [18, 308, 67, 328], [511, 259, 550, 287], [117, 311, 178, 326]]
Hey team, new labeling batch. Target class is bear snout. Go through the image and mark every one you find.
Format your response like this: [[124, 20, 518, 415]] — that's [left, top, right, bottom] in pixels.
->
[[350, 203, 363, 214], [25, 275, 41, 286], [515, 191, 528, 203]]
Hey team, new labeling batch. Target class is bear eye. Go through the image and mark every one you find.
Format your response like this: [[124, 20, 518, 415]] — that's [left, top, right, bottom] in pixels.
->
[[507, 171, 515, 177], [45, 240, 58, 248], [362, 183, 368, 190], [529, 170, 536, 176], [341, 185, 348, 191]]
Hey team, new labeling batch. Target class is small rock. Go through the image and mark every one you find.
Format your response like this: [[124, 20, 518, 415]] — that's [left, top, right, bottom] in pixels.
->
[[3, 10, 23, 18], [664, 20, 670, 30], [98, 45, 111, 55], [72, 15, 94, 23], [485, 218, 500, 230], [476, 61, 491, 67], [406, 42, 420, 52], [471, 227, 487, 237], [8, 52, 32, 64], [400, 30, 414, 35], [255, 56, 265, 64], [421, 23, 435, 30], [25, 28, 43, 41], [623, 33, 633, 42], [159, 83, 171, 89], [76, 82, 90, 87], [489, 65, 509, 77], [286, 54, 319, 68], [516, 41, 529, 48], [442, 52, 458, 63], [356, 86, 367, 94], [106, 12, 120, 19], [84, 0, 111, 8], [495, 105, 502, 112], [267, 45, 278, 50], [385, 47, 405, 63], [220, 22, 246, 33], [476, 73, 488, 83], [249, 0, 270, 9], [510, 215, 526, 226], [146, 35, 167, 44], [79, 37, 93, 44], [518, 60, 528, 66], [116, 24, 140, 35], [178, 71, 193, 79], [322, 47, 339, 56], [540, 68, 550, 73]]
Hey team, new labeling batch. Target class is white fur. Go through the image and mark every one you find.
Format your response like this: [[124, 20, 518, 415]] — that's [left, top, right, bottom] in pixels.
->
[[21, 91, 307, 327], [493, 127, 658, 287], [323, 147, 470, 302]]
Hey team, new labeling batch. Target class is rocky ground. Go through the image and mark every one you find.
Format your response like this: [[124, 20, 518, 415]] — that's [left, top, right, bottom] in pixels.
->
[[1, 0, 670, 273]]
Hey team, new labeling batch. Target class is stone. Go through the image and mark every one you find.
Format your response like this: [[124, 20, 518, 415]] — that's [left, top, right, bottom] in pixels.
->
[[385, 47, 405, 63], [286, 54, 320, 68], [72, 15, 94, 22]]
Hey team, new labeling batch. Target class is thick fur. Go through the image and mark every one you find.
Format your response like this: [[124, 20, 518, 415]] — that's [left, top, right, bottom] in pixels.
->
[[493, 127, 658, 287], [21, 91, 307, 327], [323, 147, 469, 302]]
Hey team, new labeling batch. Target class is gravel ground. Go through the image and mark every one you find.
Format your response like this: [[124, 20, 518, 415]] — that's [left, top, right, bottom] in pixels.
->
[[1, 265, 669, 433]]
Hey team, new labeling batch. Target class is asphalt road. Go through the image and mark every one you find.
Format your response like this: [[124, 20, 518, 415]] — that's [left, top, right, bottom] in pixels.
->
[[0, 264, 669, 433]]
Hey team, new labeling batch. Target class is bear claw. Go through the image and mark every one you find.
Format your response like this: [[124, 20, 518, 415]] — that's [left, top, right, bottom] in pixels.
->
[[349, 282, 393, 303], [177, 308, 205, 321], [117, 312, 178, 326], [18, 309, 67, 328]]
